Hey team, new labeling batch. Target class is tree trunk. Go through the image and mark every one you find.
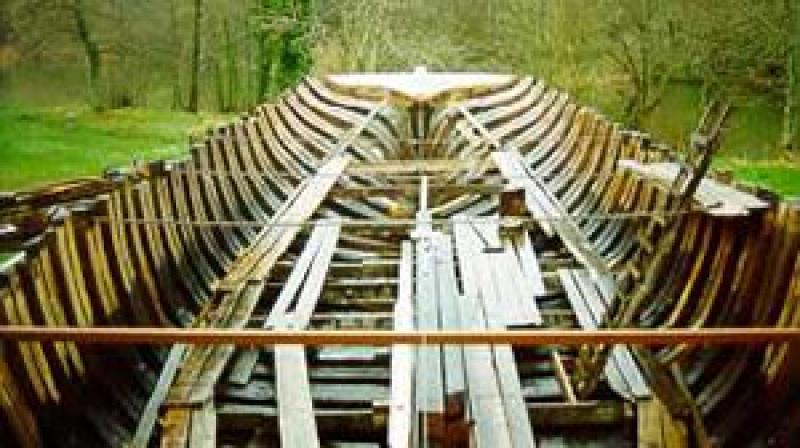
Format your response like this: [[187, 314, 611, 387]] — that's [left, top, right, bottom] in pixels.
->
[[783, 0, 800, 151], [188, 0, 202, 113], [255, 0, 271, 102], [169, 0, 183, 110], [224, 17, 237, 111], [71, 0, 102, 109]]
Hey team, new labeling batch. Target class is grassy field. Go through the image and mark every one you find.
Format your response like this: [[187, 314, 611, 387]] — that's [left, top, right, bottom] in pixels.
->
[[636, 83, 800, 196], [0, 104, 231, 191], [0, 86, 799, 197]]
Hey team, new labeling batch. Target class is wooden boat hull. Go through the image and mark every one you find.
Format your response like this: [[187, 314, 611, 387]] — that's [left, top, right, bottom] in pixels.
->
[[0, 71, 797, 447]]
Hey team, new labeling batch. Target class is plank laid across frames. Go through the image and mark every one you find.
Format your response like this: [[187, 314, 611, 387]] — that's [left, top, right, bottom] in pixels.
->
[[453, 217, 536, 447], [388, 241, 415, 448], [619, 160, 768, 216], [492, 150, 616, 298], [157, 155, 349, 448], [271, 222, 340, 448]]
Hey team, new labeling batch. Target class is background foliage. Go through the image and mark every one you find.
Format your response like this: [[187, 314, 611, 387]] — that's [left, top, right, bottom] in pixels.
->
[[0, 0, 798, 193]]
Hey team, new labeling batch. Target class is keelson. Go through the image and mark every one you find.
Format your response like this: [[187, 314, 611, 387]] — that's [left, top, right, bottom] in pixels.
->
[[0, 70, 798, 447]]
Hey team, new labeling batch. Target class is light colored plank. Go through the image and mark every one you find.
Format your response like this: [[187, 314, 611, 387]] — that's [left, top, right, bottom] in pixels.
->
[[276, 344, 320, 448], [272, 222, 340, 448], [514, 230, 547, 297], [412, 217, 445, 416], [389, 241, 415, 448], [189, 400, 216, 448], [492, 150, 616, 296], [434, 234, 466, 415], [619, 160, 768, 216], [131, 344, 187, 447]]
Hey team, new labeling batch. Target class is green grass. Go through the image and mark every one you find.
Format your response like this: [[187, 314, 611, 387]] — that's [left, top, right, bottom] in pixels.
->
[[1, 89, 799, 198], [712, 157, 800, 197], [636, 83, 800, 197], [0, 104, 232, 191]]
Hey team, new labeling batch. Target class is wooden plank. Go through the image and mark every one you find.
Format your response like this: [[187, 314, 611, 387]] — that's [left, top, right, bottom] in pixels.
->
[[330, 183, 502, 199], [217, 400, 628, 429], [451, 219, 514, 448], [189, 400, 216, 448], [513, 230, 547, 297], [571, 270, 650, 399], [619, 160, 769, 216], [461, 224, 537, 447], [637, 399, 663, 448], [559, 268, 650, 400], [500, 234, 543, 325], [160, 408, 191, 448], [637, 397, 688, 448], [228, 225, 327, 385], [388, 241, 415, 448], [4, 326, 800, 347], [551, 349, 578, 403], [270, 222, 340, 448], [455, 292, 513, 448], [131, 344, 187, 448], [347, 159, 475, 175], [492, 150, 616, 297], [275, 344, 320, 448], [287, 222, 341, 329], [412, 215, 445, 419], [434, 233, 466, 417]]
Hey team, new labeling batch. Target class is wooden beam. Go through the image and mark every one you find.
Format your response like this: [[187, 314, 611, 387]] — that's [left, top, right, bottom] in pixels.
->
[[329, 184, 500, 199], [131, 344, 187, 448], [1, 326, 799, 346], [493, 150, 616, 297], [216, 400, 628, 431], [619, 160, 768, 216], [272, 222, 341, 448], [388, 241, 415, 448], [453, 218, 534, 447], [347, 159, 475, 175]]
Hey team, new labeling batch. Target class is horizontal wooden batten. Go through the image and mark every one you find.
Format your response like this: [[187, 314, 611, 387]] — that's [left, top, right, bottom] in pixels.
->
[[0, 326, 799, 346]]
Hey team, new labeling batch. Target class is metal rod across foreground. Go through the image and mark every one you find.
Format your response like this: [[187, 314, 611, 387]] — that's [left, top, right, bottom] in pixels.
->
[[0, 326, 799, 346]]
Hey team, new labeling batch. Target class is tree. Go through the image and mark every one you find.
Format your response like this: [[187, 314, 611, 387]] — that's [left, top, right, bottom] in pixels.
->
[[602, 0, 679, 126], [252, 0, 312, 101], [783, 0, 800, 150], [70, 0, 102, 109], [187, 0, 202, 112]]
